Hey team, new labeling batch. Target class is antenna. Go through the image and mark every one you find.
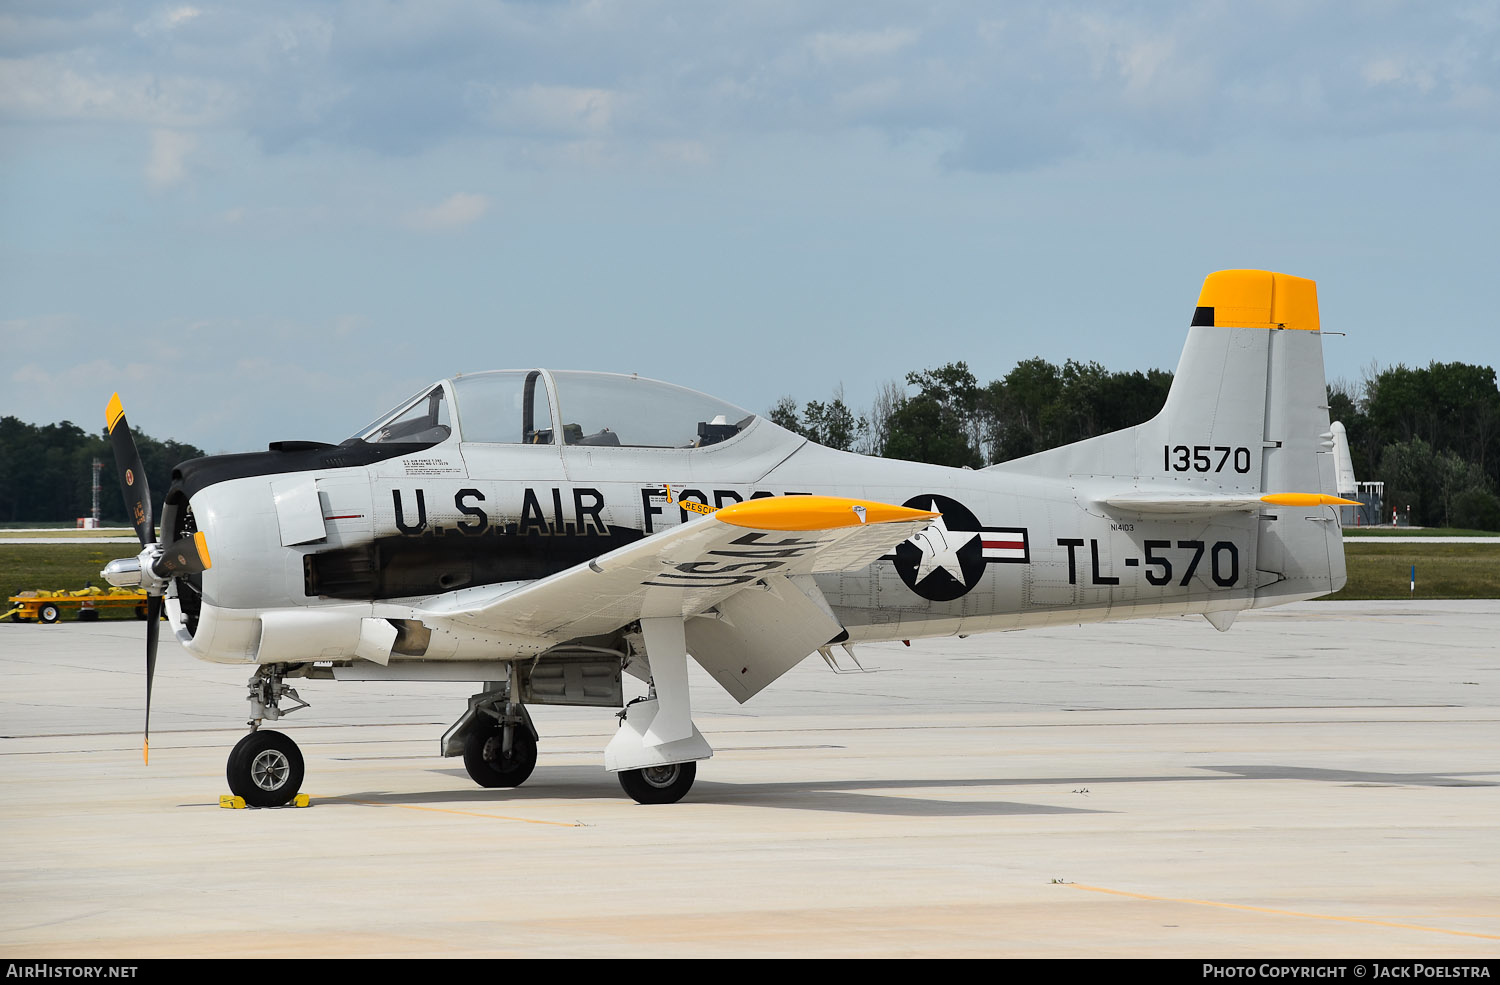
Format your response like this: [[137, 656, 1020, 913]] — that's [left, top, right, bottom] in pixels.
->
[[91, 458, 102, 526]]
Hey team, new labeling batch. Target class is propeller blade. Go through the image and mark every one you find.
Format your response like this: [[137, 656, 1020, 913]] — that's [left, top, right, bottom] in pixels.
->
[[152, 532, 212, 580], [144, 595, 162, 764], [105, 393, 155, 546]]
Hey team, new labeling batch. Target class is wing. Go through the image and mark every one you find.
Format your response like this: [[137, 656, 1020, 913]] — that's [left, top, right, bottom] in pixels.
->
[[414, 495, 938, 700], [419, 494, 936, 639]]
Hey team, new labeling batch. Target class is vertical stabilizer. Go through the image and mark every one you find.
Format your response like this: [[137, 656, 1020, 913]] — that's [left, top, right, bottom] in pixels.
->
[[988, 269, 1347, 604], [1331, 421, 1357, 498]]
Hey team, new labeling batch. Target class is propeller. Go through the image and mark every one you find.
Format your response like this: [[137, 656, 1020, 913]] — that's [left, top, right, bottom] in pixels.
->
[[105, 393, 212, 764], [106, 393, 154, 548]]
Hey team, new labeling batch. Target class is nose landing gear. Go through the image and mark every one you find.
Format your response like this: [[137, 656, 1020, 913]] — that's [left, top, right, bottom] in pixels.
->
[[226, 666, 310, 808]]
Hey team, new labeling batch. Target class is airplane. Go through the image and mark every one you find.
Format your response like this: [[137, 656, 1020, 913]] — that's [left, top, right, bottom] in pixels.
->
[[101, 268, 1357, 807]]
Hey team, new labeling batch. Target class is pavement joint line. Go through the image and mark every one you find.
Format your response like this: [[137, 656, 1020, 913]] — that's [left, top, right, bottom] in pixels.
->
[[6, 715, 1499, 751], [1067, 883, 1500, 941], [319, 795, 582, 827]]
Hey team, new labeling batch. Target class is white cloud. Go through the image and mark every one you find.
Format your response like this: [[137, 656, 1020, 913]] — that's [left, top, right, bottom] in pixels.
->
[[403, 192, 491, 231], [146, 129, 196, 188], [0, 55, 235, 127], [1362, 56, 1436, 93], [5, 2, 1500, 173], [808, 27, 919, 62], [134, 6, 202, 38], [481, 84, 630, 137], [650, 139, 713, 166]]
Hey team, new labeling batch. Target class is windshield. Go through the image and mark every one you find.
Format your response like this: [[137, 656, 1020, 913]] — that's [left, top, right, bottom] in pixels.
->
[[350, 386, 451, 444]]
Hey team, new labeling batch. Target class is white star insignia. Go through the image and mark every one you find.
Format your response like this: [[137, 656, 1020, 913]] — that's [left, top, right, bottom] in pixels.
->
[[908, 501, 977, 585]]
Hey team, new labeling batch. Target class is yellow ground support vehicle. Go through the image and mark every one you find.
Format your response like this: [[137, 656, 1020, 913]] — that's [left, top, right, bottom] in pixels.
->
[[4, 586, 151, 623]]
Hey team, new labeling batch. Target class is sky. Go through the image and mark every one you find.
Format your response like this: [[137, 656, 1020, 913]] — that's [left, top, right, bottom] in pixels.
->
[[3, 1, 1499, 453]]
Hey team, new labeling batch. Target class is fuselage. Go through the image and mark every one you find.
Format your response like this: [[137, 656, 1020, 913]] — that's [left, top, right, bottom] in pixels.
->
[[166, 397, 1332, 667]]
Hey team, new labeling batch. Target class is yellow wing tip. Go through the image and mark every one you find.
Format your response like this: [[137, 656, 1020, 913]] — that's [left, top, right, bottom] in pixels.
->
[[1260, 493, 1361, 507], [716, 495, 939, 531], [106, 393, 125, 433], [1195, 269, 1320, 332]]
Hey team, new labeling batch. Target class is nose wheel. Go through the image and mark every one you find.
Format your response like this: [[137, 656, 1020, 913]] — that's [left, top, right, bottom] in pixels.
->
[[227, 729, 305, 808]]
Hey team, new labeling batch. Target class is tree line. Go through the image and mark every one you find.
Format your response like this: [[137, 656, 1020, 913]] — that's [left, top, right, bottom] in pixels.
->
[[771, 359, 1173, 470], [5, 357, 1497, 530], [773, 357, 1500, 530], [0, 417, 205, 525], [1330, 361, 1500, 529]]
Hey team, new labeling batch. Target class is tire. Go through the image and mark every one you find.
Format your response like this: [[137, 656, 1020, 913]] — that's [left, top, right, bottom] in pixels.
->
[[135, 604, 148, 620], [38, 603, 61, 624], [462, 722, 538, 788], [226, 730, 304, 808], [79, 609, 99, 622], [618, 761, 697, 805]]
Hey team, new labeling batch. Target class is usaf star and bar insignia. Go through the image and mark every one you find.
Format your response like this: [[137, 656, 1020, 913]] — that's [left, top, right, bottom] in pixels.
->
[[889, 494, 1030, 601]]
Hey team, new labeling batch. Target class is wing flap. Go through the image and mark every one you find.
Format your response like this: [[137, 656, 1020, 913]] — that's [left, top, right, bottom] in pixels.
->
[[686, 574, 843, 704]]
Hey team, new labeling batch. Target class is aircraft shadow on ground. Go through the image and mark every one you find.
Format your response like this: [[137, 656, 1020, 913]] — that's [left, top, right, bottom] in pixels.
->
[[313, 761, 1500, 817], [322, 766, 1101, 817], [1200, 765, 1498, 787]]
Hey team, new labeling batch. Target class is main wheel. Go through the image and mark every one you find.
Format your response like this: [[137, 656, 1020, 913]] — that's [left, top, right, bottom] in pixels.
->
[[226, 730, 305, 808], [38, 603, 61, 624], [618, 761, 697, 805], [463, 722, 538, 788]]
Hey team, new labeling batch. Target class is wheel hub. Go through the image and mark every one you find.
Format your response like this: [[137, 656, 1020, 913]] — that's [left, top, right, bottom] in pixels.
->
[[249, 749, 291, 791], [482, 735, 518, 769], [641, 764, 680, 788]]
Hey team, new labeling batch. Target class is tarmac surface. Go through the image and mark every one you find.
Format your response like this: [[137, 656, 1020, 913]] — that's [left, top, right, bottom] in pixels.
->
[[2, 601, 1497, 959]]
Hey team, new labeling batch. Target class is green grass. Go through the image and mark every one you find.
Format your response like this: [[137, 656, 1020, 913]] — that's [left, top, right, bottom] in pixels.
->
[[1342, 527, 1500, 538], [2, 543, 143, 621], [1, 528, 136, 539], [2, 543, 126, 591], [0, 521, 77, 529], [4, 540, 1497, 625], [1327, 541, 1500, 600]]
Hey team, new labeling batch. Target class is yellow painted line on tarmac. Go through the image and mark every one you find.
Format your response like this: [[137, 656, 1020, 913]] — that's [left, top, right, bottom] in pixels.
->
[[1067, 883, 1500, 941], [326, 796, 581, 827]]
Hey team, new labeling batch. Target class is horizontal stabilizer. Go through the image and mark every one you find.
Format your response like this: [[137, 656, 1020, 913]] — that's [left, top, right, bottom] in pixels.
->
[[1103, 491, 1358, 516]]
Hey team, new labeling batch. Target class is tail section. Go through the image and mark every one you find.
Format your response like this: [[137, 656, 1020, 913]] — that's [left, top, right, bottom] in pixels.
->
[[1189, 271, 1348, 603], [990, 269, 1348, 604]]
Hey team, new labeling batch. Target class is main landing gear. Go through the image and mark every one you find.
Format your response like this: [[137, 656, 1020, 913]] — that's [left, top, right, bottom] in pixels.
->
[[617, 761, 697, 805], [463, 720, 539, 788], [455, 680, 540, 789], [447, 673, 705, 804], [225, 666, 309, 808]]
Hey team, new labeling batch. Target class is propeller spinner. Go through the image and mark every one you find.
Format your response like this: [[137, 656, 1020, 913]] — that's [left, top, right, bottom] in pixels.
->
[[102, 393, 211, 764]]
